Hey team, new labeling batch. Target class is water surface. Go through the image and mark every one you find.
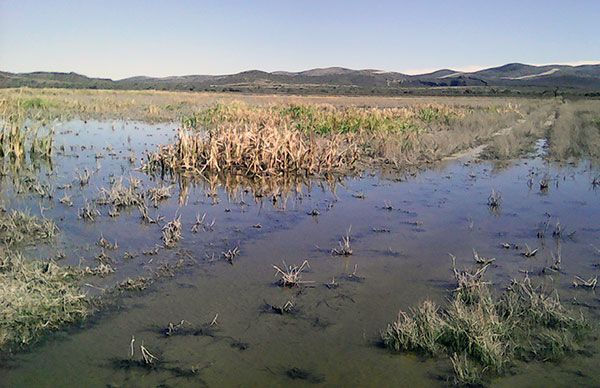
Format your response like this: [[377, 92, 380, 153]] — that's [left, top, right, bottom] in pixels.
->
[[1, 121, 599, 387]]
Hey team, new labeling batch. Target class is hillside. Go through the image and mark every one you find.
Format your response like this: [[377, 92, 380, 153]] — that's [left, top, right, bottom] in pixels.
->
[[1, 63, 600, 95]]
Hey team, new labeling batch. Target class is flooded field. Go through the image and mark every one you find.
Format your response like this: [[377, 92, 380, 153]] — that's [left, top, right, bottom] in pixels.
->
[[1, 92, 600, 387]]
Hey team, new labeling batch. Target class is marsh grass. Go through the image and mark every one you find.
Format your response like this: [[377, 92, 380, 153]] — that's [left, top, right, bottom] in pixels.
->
[[382, 259, 589, 385], [0, 209, 58, 246], [143, 125, 360, 177], [186, 101, 464, 134], [3, 89, 563, 178], [97, 177, 144, 208], [0, 253, 87, 351], [0, 96, 54, 163], [143, 100, 531, 179], [547, 101, 600, 163]]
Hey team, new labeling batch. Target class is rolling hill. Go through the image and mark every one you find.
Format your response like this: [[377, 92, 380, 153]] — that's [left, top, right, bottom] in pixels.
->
[[1, 63, 600, 95]]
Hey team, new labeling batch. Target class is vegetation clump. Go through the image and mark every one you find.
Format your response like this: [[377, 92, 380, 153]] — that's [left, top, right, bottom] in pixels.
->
[[0, 252, 87, 351], [273, 260, 312, 287], [143, 125, 360, 178], [145, 102, 465, 178], [162, 216, 182, 248], [382, 258, 589, 385], [0, 209, 58, 246], [97, 177, 144, 208]]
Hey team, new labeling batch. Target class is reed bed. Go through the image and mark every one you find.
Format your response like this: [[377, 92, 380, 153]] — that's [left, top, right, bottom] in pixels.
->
[[142, 100, 530, 179], [0, 87, 527, 124], [382, 259, 589, 385], [0, 121, 54, 162], [143, 125, 360, 177], [184, 101, 466, 134], [0, 95, 54, 162]]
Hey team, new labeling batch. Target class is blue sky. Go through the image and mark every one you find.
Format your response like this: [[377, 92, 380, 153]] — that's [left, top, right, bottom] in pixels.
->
[[1, 0, 598, 79]]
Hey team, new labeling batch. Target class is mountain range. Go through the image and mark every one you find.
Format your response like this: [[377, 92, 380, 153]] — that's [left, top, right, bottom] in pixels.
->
[[2, 63, 600, 95]]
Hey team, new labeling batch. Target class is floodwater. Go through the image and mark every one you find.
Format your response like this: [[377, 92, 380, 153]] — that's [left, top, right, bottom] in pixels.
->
[[1, 120, 600, 387]]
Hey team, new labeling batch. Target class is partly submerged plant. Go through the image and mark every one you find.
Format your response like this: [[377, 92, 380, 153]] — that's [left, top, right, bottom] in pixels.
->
[[382, 255, 590, 385]]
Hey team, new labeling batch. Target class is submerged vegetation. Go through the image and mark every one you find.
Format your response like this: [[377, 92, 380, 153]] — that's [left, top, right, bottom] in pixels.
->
[[382, 259, 590, 385], [1, 89, 600, 385]]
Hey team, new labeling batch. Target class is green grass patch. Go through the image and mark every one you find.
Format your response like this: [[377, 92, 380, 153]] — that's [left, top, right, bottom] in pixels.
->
[[382, 262, 590, 385], [19, 97, 54, 110], [0, 253, 88, 352], [180, 102, 462, 135]]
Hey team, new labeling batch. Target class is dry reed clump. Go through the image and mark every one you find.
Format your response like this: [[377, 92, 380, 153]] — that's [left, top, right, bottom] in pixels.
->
[[0, 122, 54, 162], [147, 185, 173, 207], [143, 125, 360, 178], [331, 227, 353, 256], [0, 93, 55, 163], [0, 252, 87, 351], [487, 189, 502, 210], [382, 256, 589, 385], [273, 260, 312, 287], [97, 177, 144, 208], [76, 169, 92, 187], [142, 100, 530, 179], [78, 200, 101, 221], [143, 102, 465, 177], [0, 209, 58, 246], [161, 216, 182, 248]]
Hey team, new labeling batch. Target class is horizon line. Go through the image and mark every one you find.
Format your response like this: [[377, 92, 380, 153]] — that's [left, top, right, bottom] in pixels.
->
[[3, 60, 600, 81]]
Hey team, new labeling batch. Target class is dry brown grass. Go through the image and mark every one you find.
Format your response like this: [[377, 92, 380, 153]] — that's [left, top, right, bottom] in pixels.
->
[[0, 209, 58, 246], [0, 87, 538, 123], [143, 126, 360, 177], [546, 100, 600, 163], [141, 99, 531, 178]]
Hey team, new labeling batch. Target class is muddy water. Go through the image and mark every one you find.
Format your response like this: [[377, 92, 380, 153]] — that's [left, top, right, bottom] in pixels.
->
[[1, 121, 600, 387]]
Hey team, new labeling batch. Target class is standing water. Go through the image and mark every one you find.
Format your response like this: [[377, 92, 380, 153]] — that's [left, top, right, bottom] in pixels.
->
[[1, 120, 599, 387]]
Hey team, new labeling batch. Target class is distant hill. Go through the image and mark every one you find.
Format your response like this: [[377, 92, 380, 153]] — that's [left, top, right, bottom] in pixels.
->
[[2, 63, 600, 95]]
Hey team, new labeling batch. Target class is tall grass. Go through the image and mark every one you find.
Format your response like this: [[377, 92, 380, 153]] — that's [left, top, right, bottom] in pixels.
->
[[182, 101, 464, 134], [143, 125, 360, 177], [145, 101, 526, 177], [1, 94, 55, 162]]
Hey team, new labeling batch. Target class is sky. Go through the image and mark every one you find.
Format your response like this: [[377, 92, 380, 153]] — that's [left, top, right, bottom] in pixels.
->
[[1, 0, 599, 80]]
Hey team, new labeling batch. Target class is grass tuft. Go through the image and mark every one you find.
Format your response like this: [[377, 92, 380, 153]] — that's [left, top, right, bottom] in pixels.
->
[[382, 258, 590, 384], [0, 253, 87, 351]]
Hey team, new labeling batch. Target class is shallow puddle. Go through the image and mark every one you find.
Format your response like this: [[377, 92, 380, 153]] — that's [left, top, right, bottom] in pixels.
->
[[1, 120, 600, 387]]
